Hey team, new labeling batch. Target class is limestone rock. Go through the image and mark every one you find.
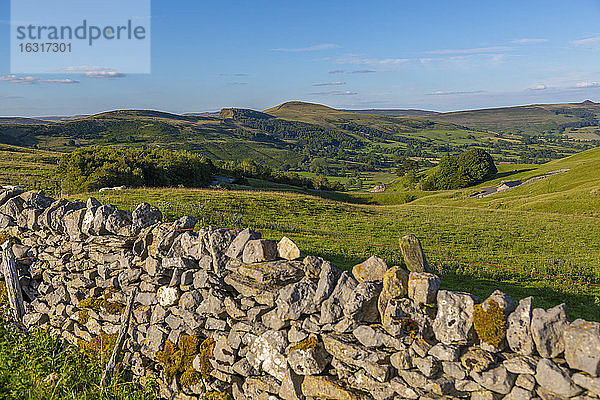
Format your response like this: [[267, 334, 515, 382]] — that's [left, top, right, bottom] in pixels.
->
[[343, 281, 381, 323], [377, 266, 408, 318], [470, 365, 516, 394], [132, 202, 162, 229], [407, 272, 440, 306], [301, 375, 360, 400], [248, 330, 289, 381], [352, 255, 388, 283], [564, 319, 600, 376], [313, 260, 341, 307], [572, 373, 600, 396], [428, 343, 461, 362], [276, 280, 316, 321], [242, 239, 278, 264], [535, 358, 582, 397], [461, 347, 495, 373], [398, 233, 429, 272], [225, 228, 261, 259], [531, 303, 569, 358], [287, 335, 331, 375], [433, 290, 478, 345], [503, 355, 537, 375], [507, 296, 535, 355], [277, 237, 301, 260], [157, 286, 179, 307]]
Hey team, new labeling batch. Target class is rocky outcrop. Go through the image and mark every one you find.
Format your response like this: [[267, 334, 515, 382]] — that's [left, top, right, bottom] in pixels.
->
[[0, 184, 598, 400]]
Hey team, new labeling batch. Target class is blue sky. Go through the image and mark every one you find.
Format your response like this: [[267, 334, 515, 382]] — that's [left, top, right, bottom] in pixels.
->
[[2, 0, 600, 116]]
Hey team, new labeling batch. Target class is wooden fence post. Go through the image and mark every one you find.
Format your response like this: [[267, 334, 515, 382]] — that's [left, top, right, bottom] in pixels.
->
[[1, 241, 25, 328], [100, 287, 138, 387]]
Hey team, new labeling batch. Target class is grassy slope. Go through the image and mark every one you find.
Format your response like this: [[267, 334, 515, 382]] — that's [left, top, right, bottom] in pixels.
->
[[427, 101, 600, 137], [408, 147, 600, 216], [0, 144, 61, 195]]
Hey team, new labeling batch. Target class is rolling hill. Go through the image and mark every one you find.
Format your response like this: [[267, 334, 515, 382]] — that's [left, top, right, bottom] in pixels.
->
[[0, 101, 597, 179], [426, 100, 600, 139]]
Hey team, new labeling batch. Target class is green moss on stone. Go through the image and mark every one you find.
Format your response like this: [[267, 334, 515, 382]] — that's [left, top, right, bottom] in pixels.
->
[[155, 335, 213, 387], [0, 279, 8, 304], [203, 391, 232, 400], [78, 309, 89, 325], [473, 300, 507, 348]]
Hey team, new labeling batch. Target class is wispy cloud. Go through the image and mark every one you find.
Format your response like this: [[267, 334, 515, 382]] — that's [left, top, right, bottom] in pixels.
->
[[329, 69, 345, 74], [573, 36, 600, 49], [511, 38, 547, 44], [337, 55, 411, 67], [313, 82, 346, 86], [574, 81, 600, 88], [271, 43, 339, 52], [84, 71, 126, 78], [58, 66, 112, 73], [309, 90, 357, 96], [0, 75, 79, 84], [528, 84, 547, 90], [426, 46, 512, 55], [218, 73, 249, 77], [1, 95, 25, 99], [351, 69, 376, 74], [427, 90, 486, 96]]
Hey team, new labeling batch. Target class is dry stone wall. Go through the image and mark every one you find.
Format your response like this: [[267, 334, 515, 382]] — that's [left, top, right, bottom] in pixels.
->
[[0, 185, 599, 400]]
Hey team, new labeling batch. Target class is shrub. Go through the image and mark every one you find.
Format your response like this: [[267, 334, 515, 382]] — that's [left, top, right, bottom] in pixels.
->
[[58, 146, 214, 193], [424, 148, 497, 190]]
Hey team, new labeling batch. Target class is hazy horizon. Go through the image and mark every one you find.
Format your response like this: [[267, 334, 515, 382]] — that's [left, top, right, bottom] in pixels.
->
[[2, 0, 600, 116]]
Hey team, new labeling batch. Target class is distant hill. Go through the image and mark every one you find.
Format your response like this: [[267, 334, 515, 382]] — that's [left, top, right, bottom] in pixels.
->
[[0, 117, 48, 125], [342, 109, 439, 117], [426, 100, 600, 139], [0, 101, 597, 176]]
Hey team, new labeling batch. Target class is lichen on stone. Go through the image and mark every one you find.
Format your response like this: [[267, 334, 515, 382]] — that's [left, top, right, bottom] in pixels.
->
[[473, 299, 507, 348], [203, 391, 232, 400], [289, 335, 318, 352]]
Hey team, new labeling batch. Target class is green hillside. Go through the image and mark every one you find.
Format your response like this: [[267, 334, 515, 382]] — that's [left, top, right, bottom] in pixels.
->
[[427, 100, 600, 139], [0, 102, 595, 179]]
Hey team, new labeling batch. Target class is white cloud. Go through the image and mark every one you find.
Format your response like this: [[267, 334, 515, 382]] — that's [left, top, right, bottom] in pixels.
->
[[351, 69, 376, 73], [329, 69, 345, 74], [573, 37, 600, 49], [574, 81, 600, 88], [59, 66, 112, 73], [428, 90, 486, 96], [0, 75, 79, 84], [426, 46, 512, 55], [336, 55, 411, 67], [511, 38, 547, 44], [309, 90, 357, 96], [271, 43, 339, 52], [313, 82, 346, 86], [529, 84, 547, 90], [43, 79, 79, 84], [84, 71, 126, 78]]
